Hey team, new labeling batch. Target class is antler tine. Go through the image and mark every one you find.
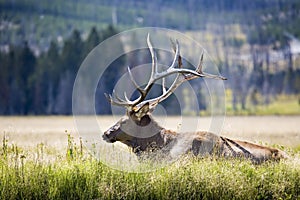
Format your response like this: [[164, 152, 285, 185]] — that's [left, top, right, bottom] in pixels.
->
[[198, 51, 204, 74], [145, 40, 207, 83], [178, 52, 183, 68], [169, 39, 180, 69], [106, 34, 227, 109], [162, 77, 167, 93], [183, 51, 203, 81], [105, 89, 135, 107], [170, 38, 176, 52], [104, 93, 112, 103], [124, 92, 130, 102], [196, 51, 227, 80], [136, 38, 182, 108], [106, 34, 161, 108], [112, 89, 124, 102], [105, 93, 125, 106], [170, 38, 183, 69], [137, 74, 181, 108], [202, 73, 227, 80], [127, 66, 144, 94], [147, 34, 158, 80], [138, 50, 227, 107], [183, 51, 227, 81]]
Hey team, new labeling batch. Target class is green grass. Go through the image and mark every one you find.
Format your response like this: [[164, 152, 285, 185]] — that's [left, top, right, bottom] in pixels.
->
[[0, 135, 299, 199], [224, 92, 300, 116]]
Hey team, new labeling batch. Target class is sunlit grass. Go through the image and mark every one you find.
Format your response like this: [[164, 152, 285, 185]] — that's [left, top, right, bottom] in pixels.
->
[[254, 97, 299, 115], [0, 135, 299, 199], [224, 92, 300, 116]]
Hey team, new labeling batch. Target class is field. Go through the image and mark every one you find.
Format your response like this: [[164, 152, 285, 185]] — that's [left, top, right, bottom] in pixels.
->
[[0, 116, 300, 199]]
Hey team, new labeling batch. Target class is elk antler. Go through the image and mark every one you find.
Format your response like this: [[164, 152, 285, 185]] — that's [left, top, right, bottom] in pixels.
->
[[105, 34, 226, 110]]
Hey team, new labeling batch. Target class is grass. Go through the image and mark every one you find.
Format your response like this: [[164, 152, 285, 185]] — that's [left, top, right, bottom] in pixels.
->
[[224, 92, 300, 116], [252, 95, 300, 116], [198, 93, 300, 116], [0, 134, 299, 199]]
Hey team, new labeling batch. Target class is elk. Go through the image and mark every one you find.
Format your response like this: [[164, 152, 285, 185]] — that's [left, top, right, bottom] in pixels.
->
[[102, 35, 287, 164]]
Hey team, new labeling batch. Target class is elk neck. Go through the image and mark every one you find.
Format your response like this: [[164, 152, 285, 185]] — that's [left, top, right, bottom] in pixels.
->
[[128, 115, 177, 153]]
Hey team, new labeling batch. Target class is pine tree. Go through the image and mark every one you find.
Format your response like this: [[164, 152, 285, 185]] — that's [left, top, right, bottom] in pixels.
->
[[84, 26, 101, 57]]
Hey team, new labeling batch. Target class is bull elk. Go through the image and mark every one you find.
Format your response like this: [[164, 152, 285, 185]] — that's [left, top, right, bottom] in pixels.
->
[[102, 35, 287, 164]]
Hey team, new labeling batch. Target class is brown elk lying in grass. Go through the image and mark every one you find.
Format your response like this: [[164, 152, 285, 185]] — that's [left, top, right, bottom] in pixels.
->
[[102, 35, 287, 164]]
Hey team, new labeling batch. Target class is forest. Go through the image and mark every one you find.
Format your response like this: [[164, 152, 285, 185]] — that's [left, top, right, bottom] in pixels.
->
[[0, 0, 300, 115]]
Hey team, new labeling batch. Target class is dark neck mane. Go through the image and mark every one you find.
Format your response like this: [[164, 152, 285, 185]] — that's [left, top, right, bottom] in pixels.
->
[[127, 115, 177, 153]]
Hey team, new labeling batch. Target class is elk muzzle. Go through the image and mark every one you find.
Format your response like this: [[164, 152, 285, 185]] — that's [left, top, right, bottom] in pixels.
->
[[102, 123, 121, 143]]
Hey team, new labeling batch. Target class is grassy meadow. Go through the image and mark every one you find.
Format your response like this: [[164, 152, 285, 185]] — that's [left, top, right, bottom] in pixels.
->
[[0, 116, 300, 199], [224, 94, 300, 116]]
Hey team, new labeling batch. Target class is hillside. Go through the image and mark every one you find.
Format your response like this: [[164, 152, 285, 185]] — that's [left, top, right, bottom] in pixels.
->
[[1, 0, 300, 52], [0, 0, 300, 115]]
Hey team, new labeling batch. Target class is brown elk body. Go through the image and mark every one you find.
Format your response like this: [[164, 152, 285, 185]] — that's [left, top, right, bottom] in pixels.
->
[[103, 103, 286, 164], [102, 35, 287, 164]]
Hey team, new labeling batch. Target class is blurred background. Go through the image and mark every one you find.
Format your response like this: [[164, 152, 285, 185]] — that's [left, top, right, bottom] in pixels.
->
[[0, 0, 299, 116]]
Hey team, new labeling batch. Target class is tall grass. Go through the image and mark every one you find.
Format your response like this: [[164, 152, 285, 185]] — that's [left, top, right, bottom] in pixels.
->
[[0, 134, 299, 199]]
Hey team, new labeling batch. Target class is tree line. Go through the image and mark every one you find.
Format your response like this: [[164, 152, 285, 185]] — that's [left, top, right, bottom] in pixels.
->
[[0, 24, 299, 115], [2, 0, 300, 50], [0, 25, 124, 115]]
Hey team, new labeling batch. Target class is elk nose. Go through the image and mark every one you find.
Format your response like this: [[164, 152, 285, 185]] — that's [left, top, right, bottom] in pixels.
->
[[102, 133, 110, 141], [102, 134, 108, 140], [102, 130, 116, 143], [102, 133, 116, 143], [103, 129, 110, 136]]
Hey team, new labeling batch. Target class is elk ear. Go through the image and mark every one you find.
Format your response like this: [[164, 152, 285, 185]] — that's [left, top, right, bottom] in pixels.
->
[[134, 103, 150, 120]]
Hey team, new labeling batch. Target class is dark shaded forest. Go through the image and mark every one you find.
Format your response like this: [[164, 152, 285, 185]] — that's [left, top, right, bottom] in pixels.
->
[[0, 25, 124, 114], [0, 0, 300, 115]]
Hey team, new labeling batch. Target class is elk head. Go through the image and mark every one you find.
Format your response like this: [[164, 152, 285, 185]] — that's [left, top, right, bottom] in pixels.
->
[[102, 34, 226, 150]]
